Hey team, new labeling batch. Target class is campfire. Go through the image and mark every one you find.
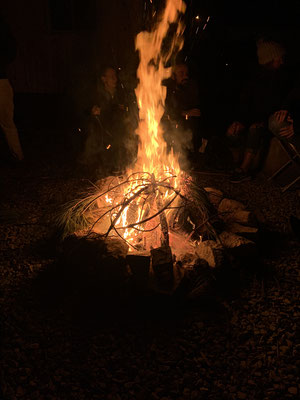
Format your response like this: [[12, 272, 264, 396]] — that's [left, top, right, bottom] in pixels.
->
[[61, 0, 211, 253], [58, 0, 258, 296]]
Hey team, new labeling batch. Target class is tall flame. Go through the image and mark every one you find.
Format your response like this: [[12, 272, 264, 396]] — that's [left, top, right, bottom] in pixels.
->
[[133, 0, 186, 177], [86, 0, 187, 251]]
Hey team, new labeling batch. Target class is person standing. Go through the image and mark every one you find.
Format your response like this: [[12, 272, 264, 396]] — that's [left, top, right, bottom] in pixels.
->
[[0, 14, 24, 162]]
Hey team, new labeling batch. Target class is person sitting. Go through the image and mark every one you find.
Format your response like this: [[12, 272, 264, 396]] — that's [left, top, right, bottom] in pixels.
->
[[226, 38, 297, 183], [163, 63, 208, 163], [79, 66, 137, 175]]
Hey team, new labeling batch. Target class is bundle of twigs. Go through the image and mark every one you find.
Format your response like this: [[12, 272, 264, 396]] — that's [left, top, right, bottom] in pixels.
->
[[56, 171, 216, 250]]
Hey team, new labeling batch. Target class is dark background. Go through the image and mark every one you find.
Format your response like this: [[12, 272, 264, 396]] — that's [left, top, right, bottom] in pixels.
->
[[1, 0, 300, 159], [2, 0, 300, 93]]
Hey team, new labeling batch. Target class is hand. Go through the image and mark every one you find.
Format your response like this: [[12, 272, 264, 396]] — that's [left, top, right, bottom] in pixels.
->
[[279, 123, 294, 139], [118, 104, 126, 111], [183, 108, 201, 118], [226, 121, 244, 137], [274, 110, 289, 123], [91, 105, 101, 116]]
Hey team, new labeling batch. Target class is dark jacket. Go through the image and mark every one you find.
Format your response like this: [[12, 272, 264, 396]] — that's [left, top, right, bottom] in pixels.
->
[[164, 78, 201, 123], [237, 67, 295, 127], [89, 82, 135, 147]]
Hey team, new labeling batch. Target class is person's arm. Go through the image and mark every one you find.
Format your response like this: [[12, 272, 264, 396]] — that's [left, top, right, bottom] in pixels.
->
[[182, 82, 201, 118], [226, 121, 245, 137], [182, 108, 201, 118]]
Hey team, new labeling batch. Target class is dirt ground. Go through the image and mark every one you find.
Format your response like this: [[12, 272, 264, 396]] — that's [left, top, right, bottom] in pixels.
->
[[0, 148, 299, 399]]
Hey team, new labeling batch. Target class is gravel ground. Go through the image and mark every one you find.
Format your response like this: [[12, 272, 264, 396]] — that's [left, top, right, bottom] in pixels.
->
[[0, 159, 299, 400]]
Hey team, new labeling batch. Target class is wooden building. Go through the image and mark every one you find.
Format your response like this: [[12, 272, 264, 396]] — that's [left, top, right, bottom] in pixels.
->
[[2, 0, 143, 94]]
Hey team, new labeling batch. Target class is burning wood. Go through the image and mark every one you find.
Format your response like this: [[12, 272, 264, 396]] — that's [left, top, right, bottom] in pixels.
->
[[58, 0, 210, 255], [58, 171, 213, 254], [53, 1, 261, 303]]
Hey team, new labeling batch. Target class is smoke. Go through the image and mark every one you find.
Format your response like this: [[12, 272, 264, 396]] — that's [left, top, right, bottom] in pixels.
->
[[166, 126, 193, 171]]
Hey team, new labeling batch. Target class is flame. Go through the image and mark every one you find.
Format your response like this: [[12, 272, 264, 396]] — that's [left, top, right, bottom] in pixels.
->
[[134, 0, 185, 178], [92, 0, 187, 251]]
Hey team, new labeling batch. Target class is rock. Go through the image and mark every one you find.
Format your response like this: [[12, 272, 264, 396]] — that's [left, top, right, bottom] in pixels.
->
[[288, 387, 298, 395], [227, 222, 259, 240], [62, 234, 130, 290], [184, 260, 214, 299], [231, 210, 256, 226], [220, 210, 256, 226], [204, 187, 223, 208], [62, 233, 105, 264], [104, 237, 129, 258], [16, 386, 25, 397], [195, 240, 225, 268], [218, 198, 246, 214], [219, 231, 257, 258], [218, 199, 257, 225], [126, 252, 151, 291], [253, 208, 267, 225]]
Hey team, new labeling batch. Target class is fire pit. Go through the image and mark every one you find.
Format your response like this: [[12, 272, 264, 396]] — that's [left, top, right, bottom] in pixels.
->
[[58, 0, 259, 298]]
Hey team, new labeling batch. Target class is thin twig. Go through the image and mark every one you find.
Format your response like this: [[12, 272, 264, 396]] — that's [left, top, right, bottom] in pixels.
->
[[103, 186, 151, 237], [117, 193, 178, 230], [112, 226, 139, 250]]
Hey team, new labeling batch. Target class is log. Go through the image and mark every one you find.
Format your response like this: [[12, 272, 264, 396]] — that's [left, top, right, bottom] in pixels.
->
[[204, 187, 223, 208], [195, 240, 225, 269], [227, 222, 259, 240], [150, 246, 174, 293], [126, 252, 151, 291], [218, 231, 257, 258], [153, 175, 169, 247]]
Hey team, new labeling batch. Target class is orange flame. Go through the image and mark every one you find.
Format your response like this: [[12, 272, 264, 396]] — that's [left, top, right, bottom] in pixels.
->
[[93, 0, 186, 251], [134, 0, 186, 177]]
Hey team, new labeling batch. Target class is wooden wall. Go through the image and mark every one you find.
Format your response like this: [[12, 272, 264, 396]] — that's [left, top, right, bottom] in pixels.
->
[[1, 0, 143, 94]]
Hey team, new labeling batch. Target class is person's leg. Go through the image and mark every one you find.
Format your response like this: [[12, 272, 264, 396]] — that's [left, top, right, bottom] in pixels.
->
[[240, 151, 255, 172], [242, 123, 266, 171], [0, 80, 24, 161], [230, 123, 265, 182], [226, 129, 244, 166]]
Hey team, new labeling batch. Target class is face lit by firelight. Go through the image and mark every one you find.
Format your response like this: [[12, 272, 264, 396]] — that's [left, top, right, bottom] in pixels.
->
[[101, 68, 118, 92], [173, 64, 189, 86]]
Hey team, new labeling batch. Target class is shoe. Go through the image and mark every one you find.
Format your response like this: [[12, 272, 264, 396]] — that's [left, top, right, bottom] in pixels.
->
[[229, 169, 251, 183]]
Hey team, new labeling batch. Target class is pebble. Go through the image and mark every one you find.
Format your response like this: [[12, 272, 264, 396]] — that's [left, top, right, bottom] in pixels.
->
[[288, 387, 298, 395]]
